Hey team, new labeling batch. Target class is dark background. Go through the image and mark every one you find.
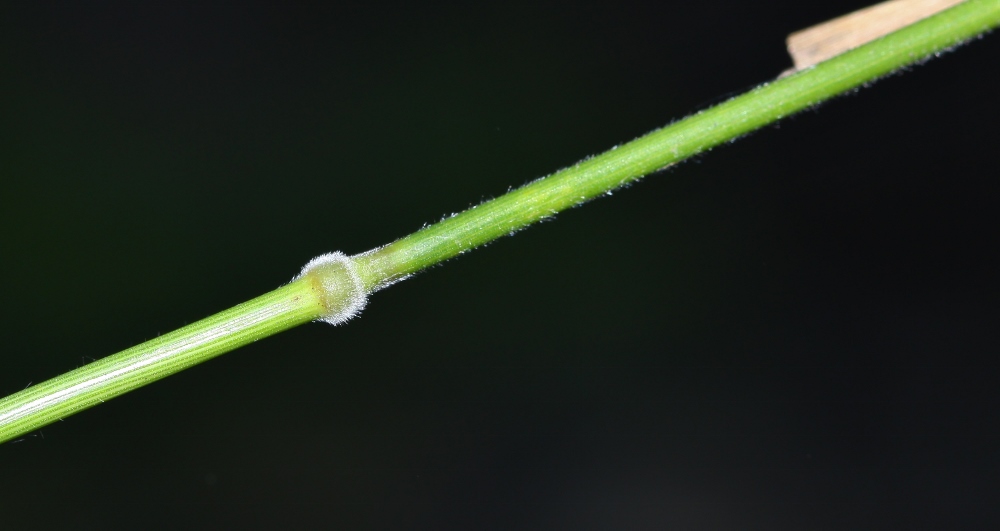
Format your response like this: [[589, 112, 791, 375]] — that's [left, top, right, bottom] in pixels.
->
[[2, 1, 998, 529]]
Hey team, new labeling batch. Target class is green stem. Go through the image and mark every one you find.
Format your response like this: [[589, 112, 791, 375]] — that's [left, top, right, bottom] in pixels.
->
[[353, 0, 1000, 290], [2, 0, 998, 444], [0, 280, 324, 443]]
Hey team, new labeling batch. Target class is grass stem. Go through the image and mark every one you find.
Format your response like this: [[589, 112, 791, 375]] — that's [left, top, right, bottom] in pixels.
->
[[2, 0, 998, 444]]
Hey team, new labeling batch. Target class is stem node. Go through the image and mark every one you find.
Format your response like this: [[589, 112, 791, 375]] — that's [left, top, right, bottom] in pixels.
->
[[297, 252, 369, 325]]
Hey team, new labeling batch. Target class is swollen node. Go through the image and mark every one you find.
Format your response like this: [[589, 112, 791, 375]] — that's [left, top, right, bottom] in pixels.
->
[[296, 252, 368, 325]]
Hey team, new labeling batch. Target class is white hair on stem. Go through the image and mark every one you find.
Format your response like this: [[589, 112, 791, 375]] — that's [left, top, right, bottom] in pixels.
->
[[296, 252, 368, 325]]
